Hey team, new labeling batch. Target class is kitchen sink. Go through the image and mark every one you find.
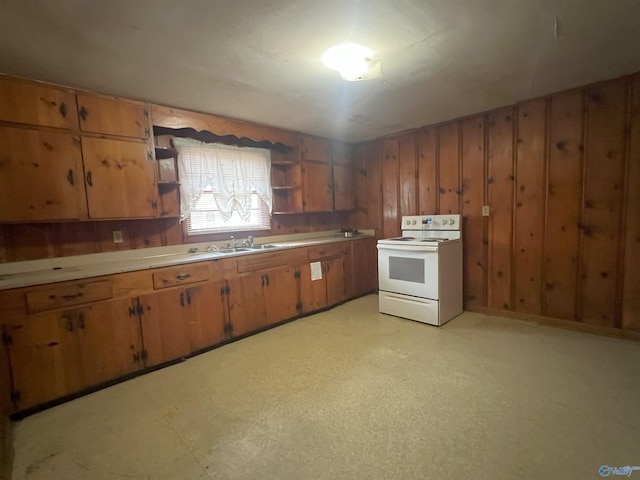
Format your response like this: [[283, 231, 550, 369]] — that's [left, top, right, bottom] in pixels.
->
[[216, 247, 251, 254], [247, 244, 278, 250]]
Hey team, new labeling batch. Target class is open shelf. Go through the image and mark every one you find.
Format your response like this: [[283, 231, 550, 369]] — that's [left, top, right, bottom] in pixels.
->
[[155, 146, 178, 160]]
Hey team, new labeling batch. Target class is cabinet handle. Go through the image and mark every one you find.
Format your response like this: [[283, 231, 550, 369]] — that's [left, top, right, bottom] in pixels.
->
[[180, 292, 185, 306], [77, 314, 85, 330], [58, 102, 67, 118], [86, 171, 93, 187], [66, 169, 74, 186], [186, 291, 191, 305], [62, 293, 82, 301], [65, 318, 74, 332], [79, 106, 88, 121], [261, 275, 265, 287], [175, 273, 191, 281], [266, 274, 270, 287]]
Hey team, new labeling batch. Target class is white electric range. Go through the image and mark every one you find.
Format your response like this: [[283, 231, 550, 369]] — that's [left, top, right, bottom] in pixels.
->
[[377, 214, 463, 326]]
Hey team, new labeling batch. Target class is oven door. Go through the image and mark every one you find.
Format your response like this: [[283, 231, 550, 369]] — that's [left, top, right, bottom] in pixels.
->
[[377, 243, 439, 299]]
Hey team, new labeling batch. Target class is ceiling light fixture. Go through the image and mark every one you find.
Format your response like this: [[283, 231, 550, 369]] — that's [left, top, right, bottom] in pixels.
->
[[321, 43, 380, 81]]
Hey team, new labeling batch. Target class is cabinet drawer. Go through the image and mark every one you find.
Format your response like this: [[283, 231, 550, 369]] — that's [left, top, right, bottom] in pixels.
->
[[307, 243, 347, 261], [153, 263, 210, 289], [76, 93, 150, 139], [26, 280, 113, 314], [0, 76, 78, 129], [237, 251, 288, 273]]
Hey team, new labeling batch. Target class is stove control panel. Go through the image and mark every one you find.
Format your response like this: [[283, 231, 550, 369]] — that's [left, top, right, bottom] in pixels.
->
[[402, 214, 461, 230]]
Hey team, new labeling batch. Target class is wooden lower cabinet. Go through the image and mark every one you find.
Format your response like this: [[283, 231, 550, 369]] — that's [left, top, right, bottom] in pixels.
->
[[5, 298, 143, 412], [300, 256, 345, 313], [1, 239, 375, 413], [350, 237, 378, 298], [226, 266, 298, 338], [186, 282, 227, 352], [139, 281, 226, 366]]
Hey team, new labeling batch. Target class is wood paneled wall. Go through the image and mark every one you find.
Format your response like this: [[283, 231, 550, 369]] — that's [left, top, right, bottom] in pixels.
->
[[354, 73, 640, 332], [0, 212, 349, 263]]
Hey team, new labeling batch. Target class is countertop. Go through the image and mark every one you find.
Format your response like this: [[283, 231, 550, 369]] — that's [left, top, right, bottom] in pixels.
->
[[0, 230, 375, 290]]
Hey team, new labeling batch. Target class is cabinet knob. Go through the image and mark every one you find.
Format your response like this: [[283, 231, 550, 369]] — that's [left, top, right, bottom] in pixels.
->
[[79, 106, 88, 122], [86, 171, 93, 187]]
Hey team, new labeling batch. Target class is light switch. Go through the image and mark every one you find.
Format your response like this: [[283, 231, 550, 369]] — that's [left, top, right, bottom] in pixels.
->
[[482, 205, 490, 217], [113, 230, 123, 244]]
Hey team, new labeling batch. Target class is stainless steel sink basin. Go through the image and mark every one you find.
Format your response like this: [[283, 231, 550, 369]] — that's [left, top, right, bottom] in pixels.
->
[[216, 247, 251, 253], [247, 244, 278, 250]]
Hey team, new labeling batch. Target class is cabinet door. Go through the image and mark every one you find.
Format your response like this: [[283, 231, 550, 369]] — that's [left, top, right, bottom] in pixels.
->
[[82, 137, 159, 219], [265, 266, 298, 324], [185, 282, 226, 352], [302, 161, 333, 212], [299, 262, 328, 313], [76, 299, 143, 387], [332, 163, 355, 211], [226, 275, 268, 337], [353, 238, 378, 296], [331, 141, 352, 165], [300, 135, 330, 163], [6, 311, 84, 411], [325, 257, 346, 306], [139, 290, 191, 367], [0, 77, 78, 129], [76, 93, 150, 139], [0, 128, 87, 222]]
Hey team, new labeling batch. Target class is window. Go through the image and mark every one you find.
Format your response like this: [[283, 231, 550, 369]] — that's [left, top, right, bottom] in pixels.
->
[[173, 138, 272, 236]]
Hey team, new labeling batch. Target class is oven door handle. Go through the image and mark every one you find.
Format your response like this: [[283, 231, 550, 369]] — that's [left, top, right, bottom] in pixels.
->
[[376, 244, 438, 253]]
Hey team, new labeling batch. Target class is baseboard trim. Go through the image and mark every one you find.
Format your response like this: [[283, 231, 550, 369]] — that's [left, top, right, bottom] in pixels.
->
[[467, 306, 640, 342]]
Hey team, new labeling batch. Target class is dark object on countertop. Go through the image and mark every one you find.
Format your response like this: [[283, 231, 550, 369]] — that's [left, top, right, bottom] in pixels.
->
[[338, 227, 359, 238]]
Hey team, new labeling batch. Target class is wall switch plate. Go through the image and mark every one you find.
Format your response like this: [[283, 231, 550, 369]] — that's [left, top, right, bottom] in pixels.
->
[[113, 230, 123, 244], [482, 205, 490, 216]]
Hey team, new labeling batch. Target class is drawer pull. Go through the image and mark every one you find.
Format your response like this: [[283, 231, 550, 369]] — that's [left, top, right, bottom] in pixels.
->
[[62, 293, 83, 301], [175, 274, 192, 281]]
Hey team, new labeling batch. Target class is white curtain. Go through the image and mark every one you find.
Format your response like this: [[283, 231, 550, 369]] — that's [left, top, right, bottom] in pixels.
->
[[173, 138, 272, 222]]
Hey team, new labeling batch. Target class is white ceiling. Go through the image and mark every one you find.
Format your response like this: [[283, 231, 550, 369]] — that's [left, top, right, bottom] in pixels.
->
[[1, 0, 640, 143]]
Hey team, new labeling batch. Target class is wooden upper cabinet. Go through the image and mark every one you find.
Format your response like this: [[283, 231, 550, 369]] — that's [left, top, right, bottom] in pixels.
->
[[331, 141, 352, 165], [302, 161, 333, 212], [333, 163, 355, 211], [0, 76, 78, 129], [81, 137, 159, 219], [300, 135, 331, 163], [0, 127, 88, 222], [76, 93, 151, 139]]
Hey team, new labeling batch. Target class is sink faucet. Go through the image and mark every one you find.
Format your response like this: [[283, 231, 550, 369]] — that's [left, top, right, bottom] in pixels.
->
[[242, 236, 254, 247], [206, 244, 219, 252], [230, 236, 237, 248]]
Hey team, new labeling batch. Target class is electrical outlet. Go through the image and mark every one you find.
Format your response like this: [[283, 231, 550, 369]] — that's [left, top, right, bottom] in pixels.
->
[[482, 205, 490, 217], [113, 230, 123, 244]]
